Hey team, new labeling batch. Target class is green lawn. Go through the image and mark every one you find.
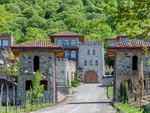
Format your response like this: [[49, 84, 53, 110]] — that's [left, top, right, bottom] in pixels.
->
[[1, 102, 56, 113], [108, 85, 113, 99], [114, 102, 147, 113], [107, 86, 150, 113]]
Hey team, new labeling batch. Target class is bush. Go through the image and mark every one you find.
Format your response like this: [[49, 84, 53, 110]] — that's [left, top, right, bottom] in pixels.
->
[[76, 77, 81, 82], [71, 78, 81, 87], [105, 72, 111, 75]]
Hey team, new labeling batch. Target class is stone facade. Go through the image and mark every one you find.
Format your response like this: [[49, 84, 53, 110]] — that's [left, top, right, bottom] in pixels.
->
[[56, 58, 76, 86], [114, 50, 150, 99], [18, 51, 56, 102], [78, 39, 105, 83]]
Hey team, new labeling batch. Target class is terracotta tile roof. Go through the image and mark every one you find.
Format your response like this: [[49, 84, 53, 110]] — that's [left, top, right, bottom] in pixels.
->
[[108, 39, 150, 49], [11, 40, 61, 48], [50, 30, 83, 37], [11, 40, 64, 57], [50, 30, 84, 43]]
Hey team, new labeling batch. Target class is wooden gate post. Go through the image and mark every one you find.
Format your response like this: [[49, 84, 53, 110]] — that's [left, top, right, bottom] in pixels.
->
[[0, 84, 4, 113], [6, 85, 9, 113]]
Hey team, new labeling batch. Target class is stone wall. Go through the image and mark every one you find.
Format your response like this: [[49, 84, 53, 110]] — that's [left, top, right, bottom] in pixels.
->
[[18, 51, 56, 102], [56, 58, 76, 86], [78, 39, 105, 83], [102, 76, 113, 86], [114, 50, 150, 99]]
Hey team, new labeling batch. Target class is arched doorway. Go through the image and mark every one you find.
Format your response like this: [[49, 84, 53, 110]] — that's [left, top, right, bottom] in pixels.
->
[[84, 70, 98, 83]]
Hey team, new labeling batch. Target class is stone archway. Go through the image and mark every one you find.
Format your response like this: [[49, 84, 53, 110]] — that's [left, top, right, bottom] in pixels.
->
[[84, 70, 98, 83]]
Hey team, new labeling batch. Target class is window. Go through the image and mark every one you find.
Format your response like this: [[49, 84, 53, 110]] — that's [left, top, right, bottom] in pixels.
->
[[90, 60, 93, 66], [71, 39, 76, 46], [147, 38, 150, 42], [140, 37, 144, 41], [132, 56, 138, 70], [84, 60, 87, 66], [71, 51, 76, 58], [34, 56, 40, 72], [40, 80, 48, 91], [2, 40, 9, 46], [25, 80, 33, 91], [144, 80, 146, 89], [62, 70, 64, 74], [0, 40, 1, 46], [135, 37, 144, 41], [95, 60, 98, 66], [93, 50, 95, 55], [64, 51, 69, 58], [64, 39, 69, 46], [57, 39, 62, 46], [87, 50, 90, 55], [122, 37, 130, 42]]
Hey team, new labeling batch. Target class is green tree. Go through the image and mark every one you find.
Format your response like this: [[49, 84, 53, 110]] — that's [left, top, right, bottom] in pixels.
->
[[0, 5, 11, 33], [2, 49, 18, 81], [24, 27, 48, 42], [32, 71, 44, 103]]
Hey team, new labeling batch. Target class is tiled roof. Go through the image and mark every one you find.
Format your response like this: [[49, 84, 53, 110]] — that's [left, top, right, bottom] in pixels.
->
[[108, 39, 150, 49], [11, 40, 64, 57], [11, 40, 61, 48], [50, 30, 83, 37]]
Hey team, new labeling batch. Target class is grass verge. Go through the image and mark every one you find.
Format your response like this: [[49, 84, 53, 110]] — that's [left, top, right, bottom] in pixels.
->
[[107, 85, 113, 99], [1, 102, 56, 113]]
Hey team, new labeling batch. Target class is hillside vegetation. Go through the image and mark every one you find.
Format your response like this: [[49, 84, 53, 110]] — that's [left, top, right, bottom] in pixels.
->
[[0, 0, 124, 44]]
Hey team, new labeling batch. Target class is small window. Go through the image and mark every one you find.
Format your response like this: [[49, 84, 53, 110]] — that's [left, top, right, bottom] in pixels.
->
[[62, 70, 64, 74], [71, 39, 76, 46], [95, 60, 98, 66], [34, 56, 40, 72], [64, 51, 69, 58], [144, 80, 146, 89], [132, 55, 138, 70], [122, 37, 130, 42], [71, 51, 76, 58], [147, 38, 150, 42], [2, 40, 9, 46], [90, 60, 93, 66], [40, 80, 48, 91], [25, 80, 33, 91], [93, 50, 95, 55], [87, 50, 90, 55], [140, 37, 144, 41], [64, 39, 69, 46], [57, 39, 62, 46], [84, 60, 87, 66]]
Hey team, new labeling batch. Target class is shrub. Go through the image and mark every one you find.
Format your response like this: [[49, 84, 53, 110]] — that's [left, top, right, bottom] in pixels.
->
[[105, 72, 111, 75], [71, 78, 81, 87], [76, 77, 81, 82], [71, 80, 79, 87]]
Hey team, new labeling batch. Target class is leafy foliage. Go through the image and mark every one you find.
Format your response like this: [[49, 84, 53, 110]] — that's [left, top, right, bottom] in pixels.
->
[[0, 0, 150, 66], [2, 49, 18, 81], [32, 71, 44, 103]]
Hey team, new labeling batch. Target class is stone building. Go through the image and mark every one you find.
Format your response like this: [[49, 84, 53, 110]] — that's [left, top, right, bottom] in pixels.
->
[[107, 39, 150, 100], [56, 58, 76, 86], [50, 31, 105, 84], [11, 40, 64, 102], [105, 34, 147, 46], [78, 39, 105, 83], [0, 33, 14, 78], [50, 30, 84, 64]]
